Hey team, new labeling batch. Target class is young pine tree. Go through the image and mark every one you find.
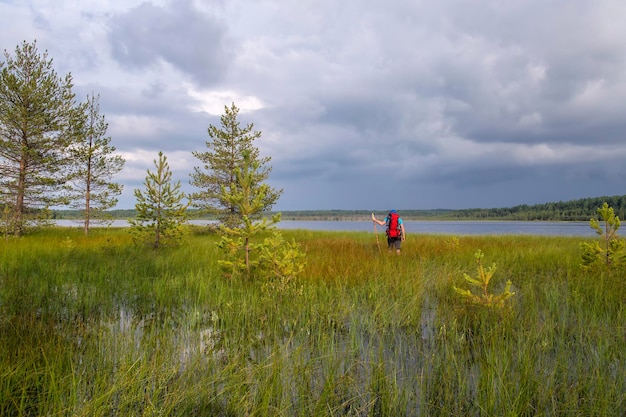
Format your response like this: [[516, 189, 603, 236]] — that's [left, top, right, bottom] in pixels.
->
[[190, 102, 282, 228], [129, 152, 188, 248], [66, 93, 125, 235], [453, 249, 515, 309], [580, 202, 626, 269], [218, 150, 305, 282]]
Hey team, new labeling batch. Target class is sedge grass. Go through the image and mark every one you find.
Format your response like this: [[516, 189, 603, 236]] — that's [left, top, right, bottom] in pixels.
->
[[0, 227, 624, 416]]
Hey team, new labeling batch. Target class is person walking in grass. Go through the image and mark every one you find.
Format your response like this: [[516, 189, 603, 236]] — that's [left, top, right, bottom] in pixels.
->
[[372, 210, 406, 255]]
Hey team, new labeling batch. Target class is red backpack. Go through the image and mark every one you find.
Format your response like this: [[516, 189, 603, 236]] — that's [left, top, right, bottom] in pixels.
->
[[386, 212, 402, 238]]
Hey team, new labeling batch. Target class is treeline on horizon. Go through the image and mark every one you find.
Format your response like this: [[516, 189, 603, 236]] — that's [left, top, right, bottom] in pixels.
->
[[51, 194, 626, 222]]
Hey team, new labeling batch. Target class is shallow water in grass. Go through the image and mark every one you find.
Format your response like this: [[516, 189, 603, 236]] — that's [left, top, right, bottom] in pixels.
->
[[1, 228, 624, 415]]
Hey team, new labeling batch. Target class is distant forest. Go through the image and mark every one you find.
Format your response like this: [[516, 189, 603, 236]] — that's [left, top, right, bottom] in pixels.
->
[[51, 195, 626, 222]]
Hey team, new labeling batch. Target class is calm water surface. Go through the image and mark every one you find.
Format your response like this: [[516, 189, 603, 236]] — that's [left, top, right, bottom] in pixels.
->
[[278, 220, 596, 236], [57, 219, 596, 237]]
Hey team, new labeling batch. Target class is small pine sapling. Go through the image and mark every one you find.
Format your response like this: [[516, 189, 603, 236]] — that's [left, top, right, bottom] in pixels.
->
[[217, 150, 306, 281], [129, 151, 188, 248], [453, 250, 515, 308], [216, 150, 279, 278], [580, 202, 626, 270]]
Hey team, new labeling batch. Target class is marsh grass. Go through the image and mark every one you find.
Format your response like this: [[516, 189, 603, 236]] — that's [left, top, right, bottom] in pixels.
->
[[1, 227, 624, 416]]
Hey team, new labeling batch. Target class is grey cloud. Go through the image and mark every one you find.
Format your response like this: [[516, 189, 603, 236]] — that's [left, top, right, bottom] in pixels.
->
[[107, 0, 232, 86], [315, 94, 396, 133], [427, 164, 541, 188], [222, 0, 626, 209], [75, 81, 216, 156], [8, 0, 626, 210], [416, 154, 626, 194], [369, 1, 626, 150]]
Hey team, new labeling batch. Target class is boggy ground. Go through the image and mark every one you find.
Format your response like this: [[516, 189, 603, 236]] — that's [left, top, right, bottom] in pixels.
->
[[0, 227, 624, 416]]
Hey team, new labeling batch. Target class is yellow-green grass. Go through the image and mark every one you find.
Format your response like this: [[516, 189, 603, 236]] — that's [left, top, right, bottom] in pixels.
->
[[0, 227, 624, 416]]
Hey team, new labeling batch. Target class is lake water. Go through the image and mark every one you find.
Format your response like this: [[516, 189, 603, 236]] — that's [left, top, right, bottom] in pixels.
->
[[55, 219, 597, 237], [280, 220, 597, 236]]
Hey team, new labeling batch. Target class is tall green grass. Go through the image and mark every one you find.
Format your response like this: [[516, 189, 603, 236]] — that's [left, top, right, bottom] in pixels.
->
[[0, 227, 624, 415]]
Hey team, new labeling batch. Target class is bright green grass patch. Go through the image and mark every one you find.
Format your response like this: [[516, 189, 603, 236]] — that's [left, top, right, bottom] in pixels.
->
[[0, 228, 624, 416]]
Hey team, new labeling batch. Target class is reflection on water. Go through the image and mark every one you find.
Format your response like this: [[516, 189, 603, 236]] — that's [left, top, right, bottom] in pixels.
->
[[53, 219, 596, 236]]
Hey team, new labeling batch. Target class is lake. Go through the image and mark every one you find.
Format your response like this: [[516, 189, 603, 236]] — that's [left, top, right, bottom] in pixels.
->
[[55, 219, 598, 237], [279, 220, 597, 236]]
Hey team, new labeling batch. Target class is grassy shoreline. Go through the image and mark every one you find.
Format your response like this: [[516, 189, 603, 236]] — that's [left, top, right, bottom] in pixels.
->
[[1, 227, 624, 416]]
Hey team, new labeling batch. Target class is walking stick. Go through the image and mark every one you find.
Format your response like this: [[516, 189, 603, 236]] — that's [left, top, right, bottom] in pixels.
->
[[372, 213, 381, 253]]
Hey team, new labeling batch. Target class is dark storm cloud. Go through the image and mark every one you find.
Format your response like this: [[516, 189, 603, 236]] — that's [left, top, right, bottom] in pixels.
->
[[427, 164, 544, 189], [236, 0, 626, 209], [391, 1, 626, 150], [107, 0, 232, 86]]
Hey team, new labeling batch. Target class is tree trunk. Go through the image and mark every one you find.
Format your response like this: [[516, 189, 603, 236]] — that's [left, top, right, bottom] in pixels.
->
[[15, 152, 27, 236], [245, 236, 250, 278], [84, 159, 91, 236]]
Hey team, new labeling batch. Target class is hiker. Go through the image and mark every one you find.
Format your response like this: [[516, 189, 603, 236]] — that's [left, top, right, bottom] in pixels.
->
[[372, 210, 406, 255]]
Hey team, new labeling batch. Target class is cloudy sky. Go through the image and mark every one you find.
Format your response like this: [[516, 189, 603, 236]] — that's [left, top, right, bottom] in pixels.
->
[[2, 0, 626, 211]]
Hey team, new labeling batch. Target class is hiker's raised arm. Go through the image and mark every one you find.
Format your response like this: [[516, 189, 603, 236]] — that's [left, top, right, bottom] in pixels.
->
[[372, 213, 385, 226]]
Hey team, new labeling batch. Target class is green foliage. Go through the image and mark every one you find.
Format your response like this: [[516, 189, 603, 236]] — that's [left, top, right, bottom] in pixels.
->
[[580, 202, 626, 270], [453, 249, 515, 308], [216, 233, 249, 278], [216, 214, 281, 279], [128, 151, 188, 248], [439, 194, 626, 221], [217, 150, 305, 281], [0, 40, 84, 235], [65, 93, 125, 235], [189, 102, 282, 228], [1, 204, 16, 241], [258, 231, 306, 292]]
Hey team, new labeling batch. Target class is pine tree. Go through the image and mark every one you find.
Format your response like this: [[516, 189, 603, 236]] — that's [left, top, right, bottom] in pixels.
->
[[0, 40, 84, 235], [218, 150, 305, 281], [580, 202, 626, 269], [66, 93, 125, 235], [453, 249, 515, 309], [129, 151, 188, 248], [190, 102, 282, 228], [218, 150, 278, 277]]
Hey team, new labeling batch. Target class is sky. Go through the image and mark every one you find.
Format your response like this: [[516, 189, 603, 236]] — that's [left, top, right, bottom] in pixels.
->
[[2, 0, 626, 211]]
